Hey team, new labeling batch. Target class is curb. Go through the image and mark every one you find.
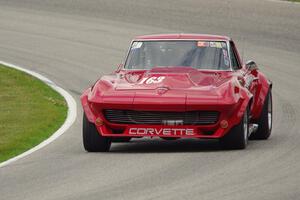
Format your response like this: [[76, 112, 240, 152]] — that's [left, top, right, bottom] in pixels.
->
[[0, 61, 77, 168]]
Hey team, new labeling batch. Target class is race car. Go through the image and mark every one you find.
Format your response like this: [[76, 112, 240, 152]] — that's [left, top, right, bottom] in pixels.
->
[[81, 34, 272, 151]]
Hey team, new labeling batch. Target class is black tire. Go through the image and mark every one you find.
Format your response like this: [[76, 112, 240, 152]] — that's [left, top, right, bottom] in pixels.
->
[[160, 137, 179, 141], [111, 137, 132, 143], [82, 114, 111, 152], [249, 90, 272, 140], [220, 108, 249, 150]]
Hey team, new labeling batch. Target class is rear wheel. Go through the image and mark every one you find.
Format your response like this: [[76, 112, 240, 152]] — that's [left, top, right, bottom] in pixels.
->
[[220, 108, 249, 150], [82, 114, 111, 152], [249, 90, 272, 140]]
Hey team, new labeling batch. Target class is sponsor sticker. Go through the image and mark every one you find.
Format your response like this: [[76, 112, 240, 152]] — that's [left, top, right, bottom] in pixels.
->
[[216, 42, 222, 48], [198, 41, 225, 49], [131, 41, 143, 49], [197, 41, 209, 47], [210, 42, 223, 48], [209, 42, 216, 48], [221, 42, 227, 48]]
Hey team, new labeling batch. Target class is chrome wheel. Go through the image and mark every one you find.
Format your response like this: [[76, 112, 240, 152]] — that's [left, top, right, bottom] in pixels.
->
[[249, 90, 272, 140], [268, 93, 272, 130], [243, 110, 249, 145]]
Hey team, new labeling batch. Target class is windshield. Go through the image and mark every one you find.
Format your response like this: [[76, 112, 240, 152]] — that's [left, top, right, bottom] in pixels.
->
[[125, 40, 230, 70]]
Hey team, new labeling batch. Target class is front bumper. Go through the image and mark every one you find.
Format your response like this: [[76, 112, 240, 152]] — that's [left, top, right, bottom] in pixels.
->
[[98, 124, 225, 139], [81, 88, 249, 139]]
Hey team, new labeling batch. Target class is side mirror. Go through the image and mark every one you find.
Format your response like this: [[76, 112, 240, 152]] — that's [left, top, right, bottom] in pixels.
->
[[245, 60, 258, 72]]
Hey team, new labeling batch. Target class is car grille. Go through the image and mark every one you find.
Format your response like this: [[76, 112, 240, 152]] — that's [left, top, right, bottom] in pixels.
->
[[103, 109, 219, 125]]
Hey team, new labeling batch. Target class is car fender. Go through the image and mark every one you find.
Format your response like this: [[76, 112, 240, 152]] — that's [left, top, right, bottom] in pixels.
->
[[81, 88, 96, 123], [251, 72, 272, 120]]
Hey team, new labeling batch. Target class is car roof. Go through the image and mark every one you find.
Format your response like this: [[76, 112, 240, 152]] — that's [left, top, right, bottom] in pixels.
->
[[135, 33, 231, 41]]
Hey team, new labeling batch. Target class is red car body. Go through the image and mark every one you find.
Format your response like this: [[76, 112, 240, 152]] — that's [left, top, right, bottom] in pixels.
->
[[81, 34, 271, 141]]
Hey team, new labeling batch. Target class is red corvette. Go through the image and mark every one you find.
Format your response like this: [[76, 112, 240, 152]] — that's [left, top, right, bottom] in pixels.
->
[[81, 34, 272, 151]]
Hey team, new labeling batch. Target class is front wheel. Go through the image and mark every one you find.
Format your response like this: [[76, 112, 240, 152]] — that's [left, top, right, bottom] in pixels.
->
[[82, 114, 111, 152], [220, 108, 249, 150]]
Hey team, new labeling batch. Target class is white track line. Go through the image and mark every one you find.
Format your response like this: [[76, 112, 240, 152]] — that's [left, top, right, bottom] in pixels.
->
[[0, 61, 77, 168]]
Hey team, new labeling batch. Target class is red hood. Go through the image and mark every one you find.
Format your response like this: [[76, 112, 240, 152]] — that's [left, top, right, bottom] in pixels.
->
[[89, 67, 239, 111], [116, 67, 229, 90]]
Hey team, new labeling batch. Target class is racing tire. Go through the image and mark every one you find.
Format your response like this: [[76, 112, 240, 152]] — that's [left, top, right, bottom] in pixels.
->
[[82, 114, 111, 152], [220, 107, 249, 150], [111, 137, 132, 143], [161, 137, 179, 141], [249, 89, 272, 140]]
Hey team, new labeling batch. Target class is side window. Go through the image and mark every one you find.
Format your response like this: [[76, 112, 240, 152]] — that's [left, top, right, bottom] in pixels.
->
[[230, 42, 241, 70]]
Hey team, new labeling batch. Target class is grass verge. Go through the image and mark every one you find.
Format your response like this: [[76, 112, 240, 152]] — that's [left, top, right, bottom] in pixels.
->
[[285, 0, 300, 2], [0, 64, 67, 163]]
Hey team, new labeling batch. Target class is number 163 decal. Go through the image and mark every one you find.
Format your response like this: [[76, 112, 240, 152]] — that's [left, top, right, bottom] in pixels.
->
[[139, 76, 165, 84]]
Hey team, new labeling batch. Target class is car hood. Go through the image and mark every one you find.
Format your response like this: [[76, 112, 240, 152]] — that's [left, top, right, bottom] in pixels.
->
[[115, 67, 230, 90], [89, 67, 240, 110]]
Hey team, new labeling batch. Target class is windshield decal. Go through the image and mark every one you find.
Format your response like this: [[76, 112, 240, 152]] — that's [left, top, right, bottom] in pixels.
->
[[222, 42, 227, 49], [139, 76, 166, 84], [197, 41, 209, 47], [209, 42, 222, 48], [131, 41, 143, 49]]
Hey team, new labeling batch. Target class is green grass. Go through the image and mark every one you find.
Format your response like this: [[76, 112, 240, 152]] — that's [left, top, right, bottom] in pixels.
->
[[0, 64, 67, 163], [285, 0, 300, 2]]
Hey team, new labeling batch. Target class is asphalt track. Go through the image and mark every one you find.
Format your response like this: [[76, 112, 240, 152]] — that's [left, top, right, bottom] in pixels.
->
[[0, 1, 299, 199]]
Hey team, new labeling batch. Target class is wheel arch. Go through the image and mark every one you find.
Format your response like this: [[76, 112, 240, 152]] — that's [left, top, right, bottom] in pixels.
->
[[81, 88, 96, 123], [252, 74, 272, 120]]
